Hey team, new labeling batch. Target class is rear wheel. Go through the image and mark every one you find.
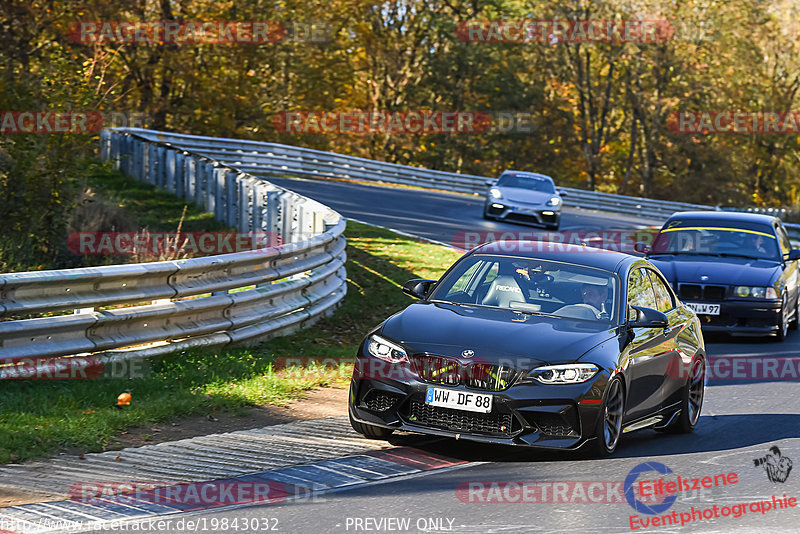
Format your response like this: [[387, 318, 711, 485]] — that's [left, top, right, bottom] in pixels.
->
[[349, 411, 394, 439], [591, 377, 625, 457], [665, 356, 705, 434]]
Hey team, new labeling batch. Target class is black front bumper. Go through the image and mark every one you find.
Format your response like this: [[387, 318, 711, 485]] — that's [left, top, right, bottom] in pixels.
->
[[689, 299, 782, 336], [348, 355, 609, 449]]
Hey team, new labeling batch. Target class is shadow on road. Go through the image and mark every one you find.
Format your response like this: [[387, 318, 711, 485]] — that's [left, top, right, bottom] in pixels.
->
[[381, 413, 800, 464]]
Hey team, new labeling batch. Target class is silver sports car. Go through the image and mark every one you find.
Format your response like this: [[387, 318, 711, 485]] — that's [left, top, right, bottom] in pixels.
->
[[484, 171, 563, 230]]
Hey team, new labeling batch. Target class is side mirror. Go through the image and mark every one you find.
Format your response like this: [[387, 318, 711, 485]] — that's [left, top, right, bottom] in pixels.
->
[[403, 278, 436, 299], [787, 249, 800, 261], [633, 242, 650, 254], [557, 189, 567, 197], [484, 179, 495, 187], [628, 305, 668, 328]]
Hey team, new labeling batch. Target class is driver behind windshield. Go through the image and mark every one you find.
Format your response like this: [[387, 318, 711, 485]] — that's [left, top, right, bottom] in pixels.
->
[[581, 283, 608, 316], [744, 232, 776, 258]]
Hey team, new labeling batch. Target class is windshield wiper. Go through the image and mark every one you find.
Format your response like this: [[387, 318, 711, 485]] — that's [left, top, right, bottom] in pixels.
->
[[716, 253, 767, 260], [429, 299, 469, 307], [652, 251, 724, 257], [652, 251, 765, 260]]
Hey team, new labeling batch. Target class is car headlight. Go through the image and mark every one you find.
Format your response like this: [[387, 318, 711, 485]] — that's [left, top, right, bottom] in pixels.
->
[[734, 286, 777, 299], [489, 188, 503, 199], [528, 363, 599, 384], [367, 334, 408, 363], [546, 197, 561, 207]]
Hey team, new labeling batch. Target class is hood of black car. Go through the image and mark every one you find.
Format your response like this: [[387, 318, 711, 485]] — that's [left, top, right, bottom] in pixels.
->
[[648, 255, 780, 287], [379, 301, 617, 367]]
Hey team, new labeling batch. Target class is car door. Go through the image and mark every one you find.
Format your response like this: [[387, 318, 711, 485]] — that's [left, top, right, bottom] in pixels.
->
[[776, 223, 799, 314], [646, 268, 686, 410], [623, 267, 676, 422]]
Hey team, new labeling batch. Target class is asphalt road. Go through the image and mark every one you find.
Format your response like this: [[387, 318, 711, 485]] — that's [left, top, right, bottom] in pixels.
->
[[94, 178, 800, 533], [140, 332, 800, 534], [262, 177, 664, 246]]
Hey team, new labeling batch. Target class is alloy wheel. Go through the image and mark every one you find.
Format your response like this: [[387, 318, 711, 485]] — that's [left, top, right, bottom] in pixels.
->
[[687, 358, 705, 426], [603, 379, 624, 451]]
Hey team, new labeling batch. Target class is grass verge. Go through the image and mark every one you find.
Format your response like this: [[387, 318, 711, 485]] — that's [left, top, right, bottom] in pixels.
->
[[0, 221, 462, 463]]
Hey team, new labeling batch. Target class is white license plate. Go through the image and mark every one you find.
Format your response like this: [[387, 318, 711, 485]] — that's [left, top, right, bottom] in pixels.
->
[[425, 386, 492, 413], [686, 302, 721, 315]]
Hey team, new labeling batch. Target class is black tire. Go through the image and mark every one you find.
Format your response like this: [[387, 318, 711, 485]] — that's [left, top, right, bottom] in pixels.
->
[[349, 411, 394, 439], [776, 296, 789, 341], [590, 377, 625, 457], [664, 356, 705, 434], [545, 223, 560, 231]]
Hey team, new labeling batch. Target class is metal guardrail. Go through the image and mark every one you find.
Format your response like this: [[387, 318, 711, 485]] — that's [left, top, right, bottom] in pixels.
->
[[131, 128, 800, 243], [0, 130, 347, 363], [784, 223, 800, 245], [119, 128, 713, 220], [4, 127, 798, 365]]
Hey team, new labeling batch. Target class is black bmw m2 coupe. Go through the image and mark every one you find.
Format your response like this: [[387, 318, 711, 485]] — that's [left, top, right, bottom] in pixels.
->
[[348, 241, 706, 456]]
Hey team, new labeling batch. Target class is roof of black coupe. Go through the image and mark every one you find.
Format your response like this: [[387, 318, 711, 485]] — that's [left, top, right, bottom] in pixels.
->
[[666, 210, 778, 225], [470, 241, 637, 272]]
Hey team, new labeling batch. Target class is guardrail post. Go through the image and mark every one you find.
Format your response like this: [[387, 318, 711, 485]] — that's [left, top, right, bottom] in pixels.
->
[[297, 202, 311, 242], [156, 146, 166, 188], [226, 171, 237, 228], [132, 138, 143, 182], [185, 156, 196, 202], [312, 210, 324, 235], [266, 190, 279, 244], [165, 149, 176, 194], [100, 130, 111, 161], [139, 139, 148, 183], [126, 135, 135, 176], [238, 178, 252, 232], [201, 161, 214, 212], [110, 132, 121, 169], [147, 144, 157, 185], [210, 166, 223, 220], [280, 193, 295, 243], [174, 152, 185, 198]]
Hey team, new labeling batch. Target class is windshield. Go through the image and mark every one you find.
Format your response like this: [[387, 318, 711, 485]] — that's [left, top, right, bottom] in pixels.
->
[[651, 219, 779, 260], [429, 255, 618, 323], [496, 174, 556, 193]]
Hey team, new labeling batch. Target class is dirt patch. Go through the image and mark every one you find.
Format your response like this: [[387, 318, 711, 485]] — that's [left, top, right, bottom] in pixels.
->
[[0, 387, 349, 508], [0, 486, 62, 507], [109, 387, 349, 449]]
